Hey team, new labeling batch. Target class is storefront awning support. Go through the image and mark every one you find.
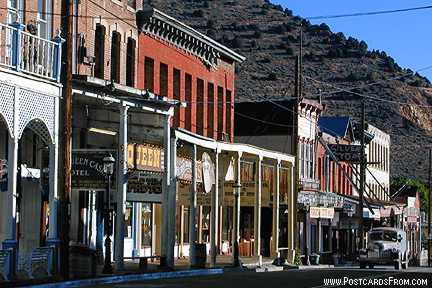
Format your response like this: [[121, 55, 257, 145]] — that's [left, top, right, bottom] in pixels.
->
[[254, 156, 263, 264], [272, 160, 281, 258], [210, 150, 219, 267], [189, 144, 198, 266], [114, 104, 129, 270], [232, 152, 242, 267]]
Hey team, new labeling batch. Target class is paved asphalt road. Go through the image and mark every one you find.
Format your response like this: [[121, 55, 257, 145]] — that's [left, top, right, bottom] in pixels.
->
[[92, 266, 432, 288]]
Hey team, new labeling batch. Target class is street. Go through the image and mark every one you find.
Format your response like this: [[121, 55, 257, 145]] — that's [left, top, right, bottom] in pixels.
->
[[91, 267, 432, 288]]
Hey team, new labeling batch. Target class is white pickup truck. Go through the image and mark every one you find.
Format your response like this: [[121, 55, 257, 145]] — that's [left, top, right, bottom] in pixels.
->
[[359, 227, 409, 270]]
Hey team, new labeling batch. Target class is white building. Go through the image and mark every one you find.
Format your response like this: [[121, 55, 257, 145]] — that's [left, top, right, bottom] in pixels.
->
[[0, 21, 63, 279], [365, 124, 391, 202]]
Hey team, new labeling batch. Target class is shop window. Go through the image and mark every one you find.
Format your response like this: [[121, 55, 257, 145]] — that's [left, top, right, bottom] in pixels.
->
[[183, 207, 190, 243], [196, 78, 204, 135], [226, 90, 232, 142], [141, 204, 152, 249], [185, 73, 192, 130], [173, 68, 181, 126], [207, 83, 215, 138], [94, 24, 106, 79], [217, 86, 224, 140], [124, 204, 133, 238], [126, 37, 136, 87], [159, 62, 168, 97], [144, 57, 154, 92], [110, 31, 121, 83]]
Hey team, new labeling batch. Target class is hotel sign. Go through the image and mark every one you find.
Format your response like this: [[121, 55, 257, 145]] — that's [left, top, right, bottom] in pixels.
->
[[328, 144, 362, 162], [71, 150, 116, 190]]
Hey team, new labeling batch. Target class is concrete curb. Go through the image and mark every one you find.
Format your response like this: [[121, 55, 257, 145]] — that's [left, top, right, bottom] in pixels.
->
[[298, 265, 335, 270], [29, 269, 224, 288]]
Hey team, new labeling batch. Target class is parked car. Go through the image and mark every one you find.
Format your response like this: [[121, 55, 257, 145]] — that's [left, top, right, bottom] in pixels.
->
[[359, 227, 409, 270]]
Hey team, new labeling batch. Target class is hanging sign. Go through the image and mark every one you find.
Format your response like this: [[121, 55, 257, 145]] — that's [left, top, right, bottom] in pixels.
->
[[177, 182, 212, 206], [0, 159, 7, 192], [328, 144, 362, 162], [310, 207, 320, 218], [176, 156, 203, 182], [310, 207, 335, 219], [71, 149, 116, 190], [127, 171, 163, 203], [128, 143, 163, 172], [202, 152, 215, 194]]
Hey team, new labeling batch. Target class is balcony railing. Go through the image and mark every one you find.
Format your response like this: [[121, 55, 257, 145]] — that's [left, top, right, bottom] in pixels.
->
[[0, 22, 64, 82]]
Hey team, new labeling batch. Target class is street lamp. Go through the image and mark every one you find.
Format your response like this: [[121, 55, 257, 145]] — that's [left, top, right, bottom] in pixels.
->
[[102, 154, 115, 274]]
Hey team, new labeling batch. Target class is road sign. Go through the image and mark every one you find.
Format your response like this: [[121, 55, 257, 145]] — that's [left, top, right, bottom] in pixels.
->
[[328, 144, 362, 162]]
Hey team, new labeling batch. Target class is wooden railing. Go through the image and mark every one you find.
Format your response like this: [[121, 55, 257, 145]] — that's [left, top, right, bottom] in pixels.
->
[[0, 22, 63, 82]]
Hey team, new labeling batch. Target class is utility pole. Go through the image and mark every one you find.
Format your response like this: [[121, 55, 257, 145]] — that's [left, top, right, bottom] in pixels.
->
[[59, 0, 73, 279], [428, 149, 431, 267], [358, 99, 366, 250], [292, 24, 302, 258]]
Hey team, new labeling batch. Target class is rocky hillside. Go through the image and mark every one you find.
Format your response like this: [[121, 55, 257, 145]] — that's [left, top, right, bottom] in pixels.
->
[[150, 0, 432, 182]]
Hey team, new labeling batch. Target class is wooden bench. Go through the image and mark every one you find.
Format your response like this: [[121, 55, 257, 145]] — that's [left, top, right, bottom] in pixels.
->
[[124, 255, 161, 272], [28, 247, 54, 278], [0, 249, 11, 281]]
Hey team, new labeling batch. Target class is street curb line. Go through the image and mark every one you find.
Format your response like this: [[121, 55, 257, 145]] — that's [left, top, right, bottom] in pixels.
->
[[29, 269, 224, 288]]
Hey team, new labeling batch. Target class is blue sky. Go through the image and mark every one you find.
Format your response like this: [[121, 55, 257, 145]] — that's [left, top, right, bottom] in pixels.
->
[[273, 0, 432, 80]]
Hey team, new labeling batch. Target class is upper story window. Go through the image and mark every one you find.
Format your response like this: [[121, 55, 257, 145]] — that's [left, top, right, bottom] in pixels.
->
[[7, 0, 24, 24], [144, 57, 154, 92], [127, 0, 136, 9], [126, 37, 136, 87], [110, 31, 121, 83], [159, 63, 168, 97], [94, 24, 106, 79], [37, 0, 52, 39]]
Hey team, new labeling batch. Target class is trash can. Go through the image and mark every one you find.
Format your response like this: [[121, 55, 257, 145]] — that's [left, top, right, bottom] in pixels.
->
[[69, 244, 97, 278], [309, 253, 320, 265], [191, 243, 207, 268]]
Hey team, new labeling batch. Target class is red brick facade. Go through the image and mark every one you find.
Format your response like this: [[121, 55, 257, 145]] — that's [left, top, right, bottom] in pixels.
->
[[73, 0, 139, 86], [316, 139, 353, 196], [137, 33, 236, 142]]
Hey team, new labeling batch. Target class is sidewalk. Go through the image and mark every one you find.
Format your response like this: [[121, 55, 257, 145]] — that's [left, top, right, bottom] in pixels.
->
[[4, 255, 286, 287]]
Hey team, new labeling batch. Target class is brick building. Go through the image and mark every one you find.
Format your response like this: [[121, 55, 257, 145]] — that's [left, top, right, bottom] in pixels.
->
[[136, 7, 244, 141], [72, 0, 140, 86]]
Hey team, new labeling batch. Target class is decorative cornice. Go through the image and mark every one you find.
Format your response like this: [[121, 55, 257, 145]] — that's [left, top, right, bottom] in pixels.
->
[[136, 7, 246, 68]]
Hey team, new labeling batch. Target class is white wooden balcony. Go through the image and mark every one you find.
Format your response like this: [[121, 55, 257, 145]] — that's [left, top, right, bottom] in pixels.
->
[[0, 22, 63, 82]]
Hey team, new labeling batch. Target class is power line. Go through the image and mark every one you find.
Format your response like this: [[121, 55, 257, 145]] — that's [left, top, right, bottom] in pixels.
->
[[305, 75, 432, 108], [306, 5, 432, 20]]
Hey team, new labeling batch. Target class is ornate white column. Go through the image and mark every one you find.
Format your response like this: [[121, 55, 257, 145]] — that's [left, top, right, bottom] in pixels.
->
[[210, 150, 219, 267], [189, 144, 197, 266], [165, 134, 177, 268], [232, 152, 242, 266], [272, 160, 280, 258], [47, 96, 59, 243], [114, 104, 128, 270], [254, 156, 262, 264]]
